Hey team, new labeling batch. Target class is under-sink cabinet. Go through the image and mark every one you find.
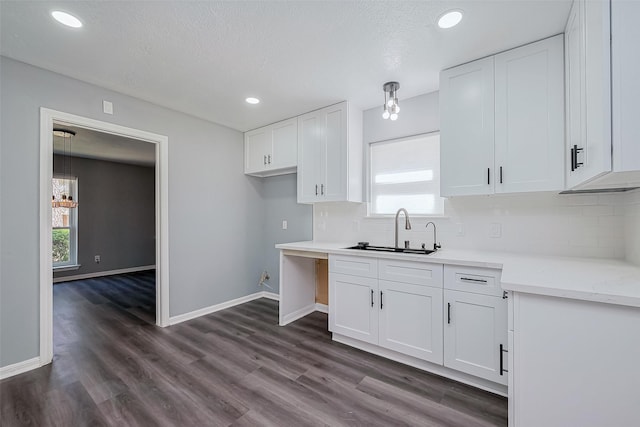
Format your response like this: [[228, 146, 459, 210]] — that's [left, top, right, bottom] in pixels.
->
[[329, 256, 444, 364]]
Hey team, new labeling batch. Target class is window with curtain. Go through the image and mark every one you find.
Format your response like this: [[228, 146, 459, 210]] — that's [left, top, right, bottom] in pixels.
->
[[369, 133, 445, 216], [52, 177, 78, 267]]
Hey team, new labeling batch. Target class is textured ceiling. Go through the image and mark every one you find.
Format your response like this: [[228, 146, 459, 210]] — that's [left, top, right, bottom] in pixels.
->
[[2, 1, 571, 132]]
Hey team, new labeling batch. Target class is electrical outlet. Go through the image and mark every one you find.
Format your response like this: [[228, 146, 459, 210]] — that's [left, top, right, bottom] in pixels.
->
[[456, 222, 465, 237], [94, 255, 101, 263], [489, 223, 502, 238], [102, 100, 113, 115], [282, 220, 288, 230]]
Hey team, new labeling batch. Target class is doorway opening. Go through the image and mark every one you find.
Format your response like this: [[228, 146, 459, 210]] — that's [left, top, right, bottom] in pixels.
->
[[39, 108, 169, 366]]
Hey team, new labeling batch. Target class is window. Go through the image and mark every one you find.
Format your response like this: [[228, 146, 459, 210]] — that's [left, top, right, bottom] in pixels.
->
[[369, 133, 445, 216], [52, 177, 78, 267]]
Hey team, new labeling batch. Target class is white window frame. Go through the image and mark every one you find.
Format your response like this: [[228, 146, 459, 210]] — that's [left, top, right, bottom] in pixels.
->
[[366, 131, 446, 218], [52, 175, 79, 270]]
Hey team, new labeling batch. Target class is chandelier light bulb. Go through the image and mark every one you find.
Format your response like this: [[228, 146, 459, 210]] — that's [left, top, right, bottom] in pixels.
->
[[390, 113, 398, 121], [382, 105, 390, 119]]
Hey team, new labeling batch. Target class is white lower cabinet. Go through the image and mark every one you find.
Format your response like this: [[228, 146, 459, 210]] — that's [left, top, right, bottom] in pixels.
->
[[378, 279, 443, 363], [444, 289, 507, 385], [330, 273, 378, 344], [329, 255, 508, 389], [443, 265, 508, 385], [329, 255, 444, 365]]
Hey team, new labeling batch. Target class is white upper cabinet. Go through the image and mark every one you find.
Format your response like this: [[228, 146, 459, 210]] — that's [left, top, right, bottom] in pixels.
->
[[565, 0, 612, 188], [297, 102, 363, 203], [611, 0, 640, 172], [244, 117, 297, 177], [440, 57, 495, 197], [495, 36, 565, 193], [440, 35, 565, 197]]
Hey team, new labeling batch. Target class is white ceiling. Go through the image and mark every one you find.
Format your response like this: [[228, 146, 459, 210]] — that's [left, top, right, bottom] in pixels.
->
[[53, 124, 156, 167], [2, 1, 571, 132]]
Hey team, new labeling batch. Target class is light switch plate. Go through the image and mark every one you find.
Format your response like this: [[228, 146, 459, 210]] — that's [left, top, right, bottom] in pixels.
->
[[103, 100, 113, 115], [282, 220, 288, 230], [489, 223, 502, 238]]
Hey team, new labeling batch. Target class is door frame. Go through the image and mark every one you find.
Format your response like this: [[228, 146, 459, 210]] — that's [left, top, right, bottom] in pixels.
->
[[39, 108, 170, 366]]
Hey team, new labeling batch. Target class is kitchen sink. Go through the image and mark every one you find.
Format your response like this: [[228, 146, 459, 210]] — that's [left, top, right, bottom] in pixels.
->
[[346, 242, 436, 255]]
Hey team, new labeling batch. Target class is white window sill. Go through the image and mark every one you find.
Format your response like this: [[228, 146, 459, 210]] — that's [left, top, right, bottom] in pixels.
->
[[53, 264, 81, 272]]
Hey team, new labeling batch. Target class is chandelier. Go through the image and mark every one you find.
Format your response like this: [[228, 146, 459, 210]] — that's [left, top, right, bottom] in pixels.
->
[[52, 128, 79, 208], [382, 81, 400, 121]]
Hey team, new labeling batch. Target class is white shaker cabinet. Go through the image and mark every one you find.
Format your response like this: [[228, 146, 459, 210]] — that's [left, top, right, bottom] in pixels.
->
[[329, 255, 444, 365], [440, 57, 495, 197], [494, 36, 565, 193], [440, 35, 565, 196], [297, 102, 363, 203], [443, 266, 507, 385], [244, 118, 297, 177], [611, 0, 640, 172], [565, 0, 612, 188]]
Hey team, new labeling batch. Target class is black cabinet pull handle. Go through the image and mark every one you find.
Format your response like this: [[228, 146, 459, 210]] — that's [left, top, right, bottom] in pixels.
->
[[315, 184, 318, 195], [380, 291, 383, 309], [268, 154, 271, 164], [460, 277, 488, 283], [502, 290, 508, 299], [499, 166, 503, 184], [487, 168, 490, 185], [500, 344, 509, 375], [447, 302, 451, 324], [570, 146, 576, 171], [264, 155, 267, 165], [371, 289, 374, 307], [321, 184, 324, 195]]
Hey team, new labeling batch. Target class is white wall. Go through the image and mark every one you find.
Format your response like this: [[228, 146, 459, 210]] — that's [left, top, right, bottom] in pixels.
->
[[313, 91, 629, 260], [0, 57, 266, 367], [625, 189, 640, 265]]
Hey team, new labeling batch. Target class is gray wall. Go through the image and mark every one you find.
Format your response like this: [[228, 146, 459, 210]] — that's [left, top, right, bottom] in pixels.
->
[[363, 91, 439, 143], [53, 155, 156, 279], [0, 57, 266, 367], [261, 174, 313, 293]]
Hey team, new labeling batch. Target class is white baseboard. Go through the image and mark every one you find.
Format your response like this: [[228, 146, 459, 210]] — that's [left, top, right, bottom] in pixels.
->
[[169, 291, 278, 326], [53, 265, 156, 283], [0, 357, 41, 380], [279, 303, 317, 326], [262, 291, 280, 301], [315, 303, 328, 313]]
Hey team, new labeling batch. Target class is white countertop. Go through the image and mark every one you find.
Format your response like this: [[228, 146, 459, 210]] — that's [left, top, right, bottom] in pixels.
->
[[276, 241, 640, 308]]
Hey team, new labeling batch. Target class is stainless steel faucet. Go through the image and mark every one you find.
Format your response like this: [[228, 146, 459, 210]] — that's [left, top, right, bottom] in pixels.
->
[[394, 208, 412, 249], [425, 221, 441, 251]]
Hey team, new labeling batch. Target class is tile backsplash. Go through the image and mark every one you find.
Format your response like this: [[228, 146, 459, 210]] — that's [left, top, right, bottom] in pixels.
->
[[313, 191, 636, 260]]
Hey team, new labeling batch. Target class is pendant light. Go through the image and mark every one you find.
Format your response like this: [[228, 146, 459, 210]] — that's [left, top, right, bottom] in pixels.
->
[[52, 128, 79, 208], [382, 81, 400, 121]]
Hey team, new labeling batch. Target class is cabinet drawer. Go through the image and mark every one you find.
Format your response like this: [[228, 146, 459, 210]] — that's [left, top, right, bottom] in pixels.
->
[[444, 265, 502, 297], [378, 259, 443, 287], [329, 255, 377, 278]]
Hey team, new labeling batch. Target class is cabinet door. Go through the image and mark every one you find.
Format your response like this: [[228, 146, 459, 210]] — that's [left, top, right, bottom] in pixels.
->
[[329, 273, 378, 344], [612, 0, 640, 172], [440, 57, 495, 196], [495, 35, 565, 193], [444, 290, 507, 385], [566, 0, 613, 188], [323, 104, 348, 201], [271, 118, 298, 170], [378, 280, 443, 364], [244, 127, 271, 174], [297, 111, 323, 203]]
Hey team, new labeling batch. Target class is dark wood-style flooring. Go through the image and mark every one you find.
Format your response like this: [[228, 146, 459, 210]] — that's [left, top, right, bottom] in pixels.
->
[[1, 272, 507, 426]]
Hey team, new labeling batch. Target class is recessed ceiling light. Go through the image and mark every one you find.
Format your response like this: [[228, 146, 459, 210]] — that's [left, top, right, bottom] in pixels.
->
[[245, 97, 260, 105], [52, 11, 83, 28], [438, 10, 463, 29]]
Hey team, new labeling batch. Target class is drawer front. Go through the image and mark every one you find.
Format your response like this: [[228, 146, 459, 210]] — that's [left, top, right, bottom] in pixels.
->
[[444, 265, 502, 297], [329, 255, 378, 278], [378, 259, 443, 287]]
